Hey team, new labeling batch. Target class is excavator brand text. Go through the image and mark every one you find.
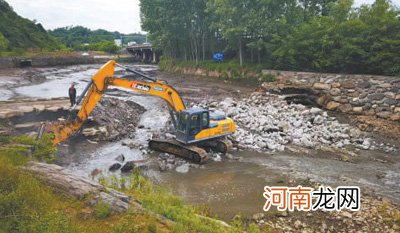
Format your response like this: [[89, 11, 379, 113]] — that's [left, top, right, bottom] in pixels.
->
[[131, 82, 150, 92]]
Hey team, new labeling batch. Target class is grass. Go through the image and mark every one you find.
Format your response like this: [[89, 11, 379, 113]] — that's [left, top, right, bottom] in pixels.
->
[[94, 202, 112, 219], [378, 202, 400, 228], [159, 57, 275, 82], [0, 134, 56, 163], [0, 134, 172, 233], [0, 134, 268, 232], [99, 168, 269, 233]]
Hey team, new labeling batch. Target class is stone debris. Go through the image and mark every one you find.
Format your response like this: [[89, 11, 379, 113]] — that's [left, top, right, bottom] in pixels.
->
[[255, 196, 400, 233], [158, 153, 190, 172], [120, 161, 136, 173], [261, 70, 400, 122], [109, 163, 122, 171], [115, 154, 125, 163], [196, 92, 396, 153], [176, 164, 190, 173], [82, 97, 145, 141]]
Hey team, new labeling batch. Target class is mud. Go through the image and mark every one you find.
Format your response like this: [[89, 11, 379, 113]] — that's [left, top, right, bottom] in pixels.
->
[[1, 63, 400, 231]]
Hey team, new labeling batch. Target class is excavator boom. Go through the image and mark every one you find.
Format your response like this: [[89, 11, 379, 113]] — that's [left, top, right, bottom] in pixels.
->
[[47, 60, 235, 163], [51, 60, 185, 144]]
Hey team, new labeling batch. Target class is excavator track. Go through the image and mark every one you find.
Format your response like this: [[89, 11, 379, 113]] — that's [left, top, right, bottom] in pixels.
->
[[198, 138, 233, 154], [216, 138, 233, 153], [149, 139, 209, 164]]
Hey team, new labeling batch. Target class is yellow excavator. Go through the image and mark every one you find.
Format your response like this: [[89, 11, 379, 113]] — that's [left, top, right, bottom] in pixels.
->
[[43, 60, 235, 163]]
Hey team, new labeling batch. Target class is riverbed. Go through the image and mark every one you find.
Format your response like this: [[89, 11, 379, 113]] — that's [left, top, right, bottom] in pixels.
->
[[1, 63, 399, 223]]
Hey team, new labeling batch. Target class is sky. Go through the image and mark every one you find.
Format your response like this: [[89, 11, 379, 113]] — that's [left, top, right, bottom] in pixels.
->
[[5, 0, 400, 34]]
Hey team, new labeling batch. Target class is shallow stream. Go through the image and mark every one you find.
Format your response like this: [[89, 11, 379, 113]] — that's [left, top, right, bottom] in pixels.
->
[[1, 63, 399, 221]]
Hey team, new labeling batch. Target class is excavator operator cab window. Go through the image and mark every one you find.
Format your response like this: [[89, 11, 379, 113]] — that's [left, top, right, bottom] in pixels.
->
[[176, 109, 209, 143], [202, 112, 209, 128], [189, 114, 201, 135], [177, 113, 189, 133]]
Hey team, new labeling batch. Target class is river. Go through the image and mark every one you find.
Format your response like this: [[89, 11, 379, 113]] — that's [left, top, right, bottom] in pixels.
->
[[1, 63, 399, 221]]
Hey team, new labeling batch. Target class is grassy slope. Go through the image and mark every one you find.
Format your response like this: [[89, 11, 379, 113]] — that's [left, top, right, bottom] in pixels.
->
[[0, 132, 264, 233], [0, 0, 62, 52]]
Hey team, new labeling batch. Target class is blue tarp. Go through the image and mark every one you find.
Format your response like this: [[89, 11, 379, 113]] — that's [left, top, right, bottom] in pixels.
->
[[212, 52, 224, 61]]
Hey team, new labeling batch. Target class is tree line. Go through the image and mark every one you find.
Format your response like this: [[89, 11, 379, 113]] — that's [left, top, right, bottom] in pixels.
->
[[0, 0, 147, 55], [140, 0, 400, 75], [49, 26, 147, 51]]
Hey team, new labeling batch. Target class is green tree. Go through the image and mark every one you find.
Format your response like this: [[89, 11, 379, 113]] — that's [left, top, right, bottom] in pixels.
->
[[0, 32, 9, 52], [0, 0, 62, 52], [140, 0, 400, 75], [207, 0, 250, 66]]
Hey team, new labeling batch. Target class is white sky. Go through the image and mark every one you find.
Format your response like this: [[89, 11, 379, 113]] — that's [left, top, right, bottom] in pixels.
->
[[5, 0, 400, 34]]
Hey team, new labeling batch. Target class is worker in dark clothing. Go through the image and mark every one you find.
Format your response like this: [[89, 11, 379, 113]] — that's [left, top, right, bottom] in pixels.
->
[[68, 83, 77, 107]]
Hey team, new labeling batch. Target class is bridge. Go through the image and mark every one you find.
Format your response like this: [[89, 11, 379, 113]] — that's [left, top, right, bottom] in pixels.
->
[[126, 44, 160, 63]]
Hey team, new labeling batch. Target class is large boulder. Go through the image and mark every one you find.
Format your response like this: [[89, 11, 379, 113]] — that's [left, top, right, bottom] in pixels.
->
[[358, 81, 371, 89], [330, 88, 341, 96], [313, 83, 331, 90], [109, 163, 122, 171], [326, 101, 340, 110], [368, 93, 385, 101], [376, 111, 391, 119], [115, 154, 125, 163], [121, 161, 136, 173], [340, 81, 355, 89], [338, 104, 352, 113], [352, 107, 363, 113], [23, 162, 132, 213]]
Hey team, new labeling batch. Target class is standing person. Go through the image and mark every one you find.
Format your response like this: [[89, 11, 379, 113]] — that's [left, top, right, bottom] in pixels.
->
[[68, 83, 77, 107]]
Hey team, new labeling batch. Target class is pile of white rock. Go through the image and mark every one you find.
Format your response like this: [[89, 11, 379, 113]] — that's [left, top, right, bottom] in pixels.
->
[[199, 92, 380, 152]]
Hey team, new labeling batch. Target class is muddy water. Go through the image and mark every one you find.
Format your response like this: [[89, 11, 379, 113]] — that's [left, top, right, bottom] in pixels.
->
[[155, 149, 400, 221], [155, 153, 284, 221], [2, 63, 400, 222], [1, 64, 159, 101]]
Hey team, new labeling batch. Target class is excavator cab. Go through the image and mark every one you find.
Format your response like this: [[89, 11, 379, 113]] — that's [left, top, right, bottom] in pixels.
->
[[176, 108, 210, 143]]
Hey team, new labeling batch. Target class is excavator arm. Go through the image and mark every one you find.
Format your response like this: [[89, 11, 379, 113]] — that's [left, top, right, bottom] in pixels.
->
[[50, 60, 186, 144]]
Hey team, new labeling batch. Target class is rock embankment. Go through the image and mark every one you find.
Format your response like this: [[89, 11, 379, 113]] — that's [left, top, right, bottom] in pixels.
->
[[201, 92, 396, 153], [261, 70, 400, 121]]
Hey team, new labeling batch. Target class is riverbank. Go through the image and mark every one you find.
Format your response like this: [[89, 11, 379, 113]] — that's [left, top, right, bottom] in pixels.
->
[[1, 63, 400, 232], [0, 134, 243, 233], [0, 52, 135, 69]]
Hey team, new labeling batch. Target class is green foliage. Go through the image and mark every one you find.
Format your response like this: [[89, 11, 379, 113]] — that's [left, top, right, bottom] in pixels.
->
[[247, 223, 261, 233], [78, 41, 120, 54], [49, 26, 146, 51], [91, 167, 266, 233], [259, 73, 276, 83], [160, 57, 264, 80], [0, 0, 62, 52], [94, 201, 112, 219], [0, 134, 56, 163], [142, 0, 400, 76], [0, 31, 9, 52], [0, 155, 77, 233]]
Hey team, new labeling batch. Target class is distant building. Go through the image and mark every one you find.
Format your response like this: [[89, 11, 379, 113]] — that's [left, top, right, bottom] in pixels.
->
[[114, 39, 122, 47], [127, 41, 137, 46]]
